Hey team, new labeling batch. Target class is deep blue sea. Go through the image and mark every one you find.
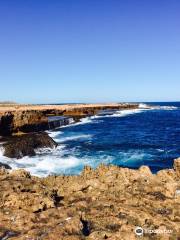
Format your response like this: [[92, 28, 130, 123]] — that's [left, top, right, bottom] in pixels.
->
[[1, 102, 180, 176]]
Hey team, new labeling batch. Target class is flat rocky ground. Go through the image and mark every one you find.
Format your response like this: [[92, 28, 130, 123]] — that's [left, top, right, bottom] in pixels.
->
[[0, 159, 179, 240], [0, 103, 133, 113], [0, 103, 139, 137]]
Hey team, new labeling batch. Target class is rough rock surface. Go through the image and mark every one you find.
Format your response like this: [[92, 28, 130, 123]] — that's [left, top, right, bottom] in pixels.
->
[[3, 132, 57, 159], [0, 111, 49, 136], [0, 159, 179, 239]]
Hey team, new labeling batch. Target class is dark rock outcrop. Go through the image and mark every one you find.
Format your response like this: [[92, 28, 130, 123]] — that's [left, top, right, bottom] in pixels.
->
[[0, 113, 14, 136], [3, 132, 57, 159], [0, 111, 49, 136], [0, 162, 11, 169]]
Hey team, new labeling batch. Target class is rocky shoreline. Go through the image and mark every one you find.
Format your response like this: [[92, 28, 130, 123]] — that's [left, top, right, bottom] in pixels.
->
[[0, 158, 179, 239], [0, 103, 179, 239], [0, 103, 138, 161]]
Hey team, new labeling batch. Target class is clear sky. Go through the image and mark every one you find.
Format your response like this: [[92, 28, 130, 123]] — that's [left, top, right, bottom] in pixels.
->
[[0, 0, 179, 103]]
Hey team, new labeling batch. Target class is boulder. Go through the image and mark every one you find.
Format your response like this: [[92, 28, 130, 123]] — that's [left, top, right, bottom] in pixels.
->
[[3, 132, 57, 159]]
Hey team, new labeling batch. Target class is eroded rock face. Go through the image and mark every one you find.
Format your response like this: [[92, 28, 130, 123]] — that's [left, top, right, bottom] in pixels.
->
[[0, 111, 49, 136], [0, 159, 179, 239], [3, 132, 57, 159]]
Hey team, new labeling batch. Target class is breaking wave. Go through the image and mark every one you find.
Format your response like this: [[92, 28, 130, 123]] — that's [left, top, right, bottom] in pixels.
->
[[0, 145, 113, 177], [110, 108, 145, 117], [138, 103, 151, 109]]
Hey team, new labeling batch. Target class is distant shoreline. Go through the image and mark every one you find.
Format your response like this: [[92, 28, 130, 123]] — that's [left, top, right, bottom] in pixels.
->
[[0, 102, 138, 113]]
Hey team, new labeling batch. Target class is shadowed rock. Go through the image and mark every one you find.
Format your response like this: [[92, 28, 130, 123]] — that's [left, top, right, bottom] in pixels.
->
[[3, 132, 57, 159], [0, 162, 11, 169]]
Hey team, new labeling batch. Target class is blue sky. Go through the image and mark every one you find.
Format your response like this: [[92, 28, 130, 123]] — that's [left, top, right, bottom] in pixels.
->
[[0, 0, 179, 103]]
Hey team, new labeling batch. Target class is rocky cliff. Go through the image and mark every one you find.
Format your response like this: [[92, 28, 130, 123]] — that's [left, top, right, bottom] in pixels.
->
[[0, 158, 179, 239], [0, 111, 49, 136], [0, 104, 138, 136]]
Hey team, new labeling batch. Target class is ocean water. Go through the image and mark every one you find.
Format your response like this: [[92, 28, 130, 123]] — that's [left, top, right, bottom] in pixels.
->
[[0, 102, 180, 177]]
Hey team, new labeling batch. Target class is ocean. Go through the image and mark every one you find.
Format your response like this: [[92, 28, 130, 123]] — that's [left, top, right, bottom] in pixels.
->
[[0, 102, 180, 177]]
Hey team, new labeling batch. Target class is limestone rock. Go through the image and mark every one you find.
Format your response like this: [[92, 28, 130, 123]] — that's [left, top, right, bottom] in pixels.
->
[[174, 157, 180, 177], [139, 165, 152, 176], [0, 159, 179, 239]]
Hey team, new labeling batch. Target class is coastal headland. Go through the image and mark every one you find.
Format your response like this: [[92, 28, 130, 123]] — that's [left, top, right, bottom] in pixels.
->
[[0, 103, 139, 160], [0, 103, 138, 136]]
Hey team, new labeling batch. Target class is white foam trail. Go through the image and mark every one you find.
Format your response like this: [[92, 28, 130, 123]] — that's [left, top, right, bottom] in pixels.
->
[[78, 108, 145, 120], [111, 109, 144, 117], [120, 152, 148, 163], [138, 103, 178, 110], [156, 106, 178, 110], [58, 134, 92, 143]]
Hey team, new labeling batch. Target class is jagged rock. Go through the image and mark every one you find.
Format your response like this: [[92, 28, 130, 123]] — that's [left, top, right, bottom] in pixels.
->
[[139, 165, 152, 176], [9, 169, 31, 178], [0, 160, 179, 239], [3, 132, 57, 159], [174, 157, 180, 177]]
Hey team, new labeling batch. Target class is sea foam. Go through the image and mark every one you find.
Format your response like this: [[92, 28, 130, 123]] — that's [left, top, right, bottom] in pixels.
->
[[138, 103, 178, 110], [57, 134, 92, 143]]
